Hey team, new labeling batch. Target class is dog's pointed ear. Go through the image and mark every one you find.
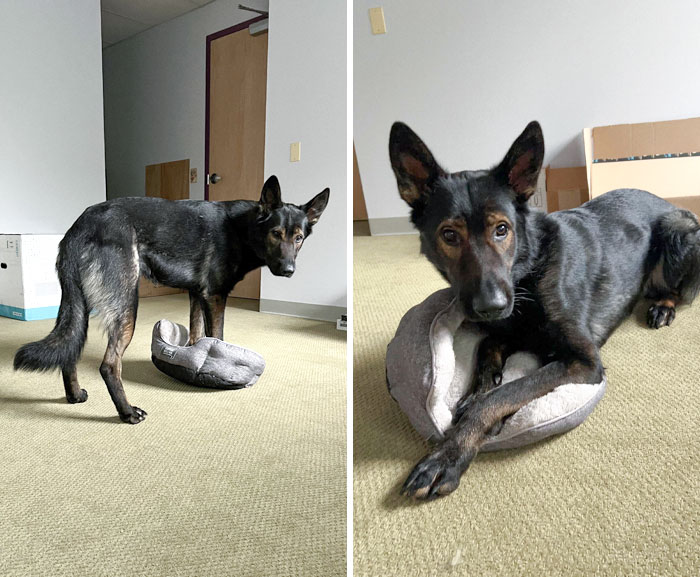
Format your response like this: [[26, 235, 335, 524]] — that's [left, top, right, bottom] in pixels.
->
[[303, 188, 330, 226], [260, 175, 283, 210], [493, 121, 544, 202], [389, 122, 444, 207]]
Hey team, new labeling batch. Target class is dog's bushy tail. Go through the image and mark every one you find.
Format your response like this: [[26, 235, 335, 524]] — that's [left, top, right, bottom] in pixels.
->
[[658, 209, 700, 303], [14, 244, 89, 373]]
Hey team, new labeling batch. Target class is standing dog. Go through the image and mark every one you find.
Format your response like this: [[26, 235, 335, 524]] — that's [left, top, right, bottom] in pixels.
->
[[390, 120, 700, 499], [14, 175, 329, 424]]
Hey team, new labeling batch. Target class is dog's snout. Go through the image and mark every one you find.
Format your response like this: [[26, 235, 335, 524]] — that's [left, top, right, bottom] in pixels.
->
[[472, 290, 508, 316], [281, 263, 295, 277]]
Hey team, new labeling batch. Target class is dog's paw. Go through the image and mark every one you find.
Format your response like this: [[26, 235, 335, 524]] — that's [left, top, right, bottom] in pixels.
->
[[401, 444, 473, 500], [119, 406, 147, 424], [647, 304, 675, 329], [66, 389, 88, 404]]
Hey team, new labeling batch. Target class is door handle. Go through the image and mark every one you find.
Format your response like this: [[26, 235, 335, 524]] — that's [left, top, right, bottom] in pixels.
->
[[209, 173, 222, 184]]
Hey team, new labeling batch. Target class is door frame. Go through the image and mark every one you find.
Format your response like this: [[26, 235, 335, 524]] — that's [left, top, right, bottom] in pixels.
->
[[204, 15, 268, 201]]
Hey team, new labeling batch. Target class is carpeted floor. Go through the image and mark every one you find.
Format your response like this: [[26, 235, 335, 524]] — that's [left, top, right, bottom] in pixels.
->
[[353, 234, 699, 576], [0, 294, 346, 577]]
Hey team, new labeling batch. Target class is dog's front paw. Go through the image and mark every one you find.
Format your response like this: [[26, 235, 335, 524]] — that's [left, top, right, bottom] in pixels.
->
[[647, 304, 675, 329], [401, 443, 474, 500], [119, 406, 147, 424]]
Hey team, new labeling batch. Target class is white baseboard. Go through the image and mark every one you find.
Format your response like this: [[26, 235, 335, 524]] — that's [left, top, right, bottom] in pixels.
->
[[368, 216, 416, 236], [259, 299, 346, 323]]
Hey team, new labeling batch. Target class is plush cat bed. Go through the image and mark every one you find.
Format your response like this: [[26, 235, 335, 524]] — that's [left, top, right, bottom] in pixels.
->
[[386, 289, 606, 450], [151, 319, 265, 389]]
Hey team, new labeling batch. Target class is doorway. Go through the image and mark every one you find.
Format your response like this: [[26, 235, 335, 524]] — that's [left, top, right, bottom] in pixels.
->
[[140, 158, 190, 298], [205, 16, 268, 300]]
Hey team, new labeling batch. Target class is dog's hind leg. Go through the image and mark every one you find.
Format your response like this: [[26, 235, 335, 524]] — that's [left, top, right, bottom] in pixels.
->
[[646, 209, 700, 328], [62, 366, 87, 404], [82, 232, 145, 423], [100, 309, 146, 424]]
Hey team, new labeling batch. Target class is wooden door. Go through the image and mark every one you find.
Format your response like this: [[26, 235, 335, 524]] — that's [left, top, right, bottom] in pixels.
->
[[207, 23, 268, 300], [140, 159, 189, 298], [353, 144, 368, 221]]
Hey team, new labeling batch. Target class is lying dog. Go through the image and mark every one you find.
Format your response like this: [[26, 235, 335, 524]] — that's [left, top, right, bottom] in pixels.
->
[[389, 120, 700, 499], [14, 175, 329, 424]]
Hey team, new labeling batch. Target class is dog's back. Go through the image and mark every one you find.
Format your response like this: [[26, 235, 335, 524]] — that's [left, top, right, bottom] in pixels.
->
[[540, 189, 700, 344]]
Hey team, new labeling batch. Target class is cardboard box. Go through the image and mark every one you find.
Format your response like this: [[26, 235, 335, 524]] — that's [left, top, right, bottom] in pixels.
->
[[545, 166, 589, 212], [0, 235, 63, 321], [584, 117, 700, 212], [526, 169, 548, 212]]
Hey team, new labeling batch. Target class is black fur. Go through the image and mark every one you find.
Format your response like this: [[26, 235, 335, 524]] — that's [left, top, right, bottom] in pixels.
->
[[390, 121, 700, 499], [14, 175, 329, 423]]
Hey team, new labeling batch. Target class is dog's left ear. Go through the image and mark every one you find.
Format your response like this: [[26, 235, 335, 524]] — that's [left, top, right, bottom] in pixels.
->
[[260, 175, 283, 210], [493, 121, 544, 202], [302, 188, 330, 226]]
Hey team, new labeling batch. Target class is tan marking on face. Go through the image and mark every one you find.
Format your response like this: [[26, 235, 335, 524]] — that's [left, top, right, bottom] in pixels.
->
[[268, 227, 286, 245], [292, 226, 304, 243], [484, 212, 514, 257], [436, 219, 468, 261]]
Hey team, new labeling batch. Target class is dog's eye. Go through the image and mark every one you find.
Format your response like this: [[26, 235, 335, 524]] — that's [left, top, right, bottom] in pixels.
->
[[495, 224, 509, 238], [295, 235, 303, 243], [441, 229, 459, 245], [272, 230, 283, 239]]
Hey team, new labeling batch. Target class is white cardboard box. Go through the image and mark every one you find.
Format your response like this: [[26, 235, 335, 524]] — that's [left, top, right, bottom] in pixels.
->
[[0, 234, 63, 321]]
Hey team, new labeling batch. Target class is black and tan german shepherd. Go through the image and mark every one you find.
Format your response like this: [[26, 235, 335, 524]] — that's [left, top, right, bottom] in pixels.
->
[[390, 120, 700, 499], [14, 175, 329, 424]]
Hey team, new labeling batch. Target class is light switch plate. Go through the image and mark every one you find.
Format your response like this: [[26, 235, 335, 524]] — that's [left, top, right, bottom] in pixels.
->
[[290, 141, 301, 162], [369, 7, 386, 35], [190, 168, 197, 183]]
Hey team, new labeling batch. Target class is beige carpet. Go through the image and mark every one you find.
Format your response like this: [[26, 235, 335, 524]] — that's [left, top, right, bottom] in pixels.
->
[[0, 294, 346, 577], [353, 234, 699, 576]]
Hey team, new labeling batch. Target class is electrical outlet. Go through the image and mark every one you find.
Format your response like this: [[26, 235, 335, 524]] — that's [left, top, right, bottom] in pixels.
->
[[369, 7, 386, 35], [290, 141, 301, 162], [190, 168, 197, 183]]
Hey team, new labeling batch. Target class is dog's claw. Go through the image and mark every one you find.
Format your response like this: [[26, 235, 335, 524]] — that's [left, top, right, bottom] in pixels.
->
[[647, 304, 675, 329], [119, 406, 147, 424], [453, 395, 474, 425], [401, 445, 473, 500]]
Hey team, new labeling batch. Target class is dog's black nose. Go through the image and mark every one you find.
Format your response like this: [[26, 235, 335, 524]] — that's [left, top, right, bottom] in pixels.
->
[[281, 264, 295, 277], [472, 291, 508, 317]]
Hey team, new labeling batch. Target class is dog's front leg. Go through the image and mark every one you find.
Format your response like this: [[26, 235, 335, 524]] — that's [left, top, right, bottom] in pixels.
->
[[402, 357, 602, 500], [189, 291, 206, 345], [201, 293, 227, 340]]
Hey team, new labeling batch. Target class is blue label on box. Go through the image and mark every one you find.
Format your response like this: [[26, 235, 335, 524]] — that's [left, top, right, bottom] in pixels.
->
[[0, 304, 59, 321]]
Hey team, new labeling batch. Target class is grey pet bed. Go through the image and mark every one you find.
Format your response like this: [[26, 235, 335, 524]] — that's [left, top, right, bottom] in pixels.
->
[[151, 319, 265, 389], [387, 289, 606, 451]]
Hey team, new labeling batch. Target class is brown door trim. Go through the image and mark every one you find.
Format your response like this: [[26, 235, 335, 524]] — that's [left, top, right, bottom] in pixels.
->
[[204, 15, 267, 201]]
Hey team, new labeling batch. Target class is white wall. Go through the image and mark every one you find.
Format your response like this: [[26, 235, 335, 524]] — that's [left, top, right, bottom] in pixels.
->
[[102, 0, 268, 201], [354, 0, 700, 222], [260, 0, 347, 312], [0, 0, 106, 234]]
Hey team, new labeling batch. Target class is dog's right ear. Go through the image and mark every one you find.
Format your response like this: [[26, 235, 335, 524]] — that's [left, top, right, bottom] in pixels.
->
[[260, 175, 283, 210], [389, 122, 444, 207]]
